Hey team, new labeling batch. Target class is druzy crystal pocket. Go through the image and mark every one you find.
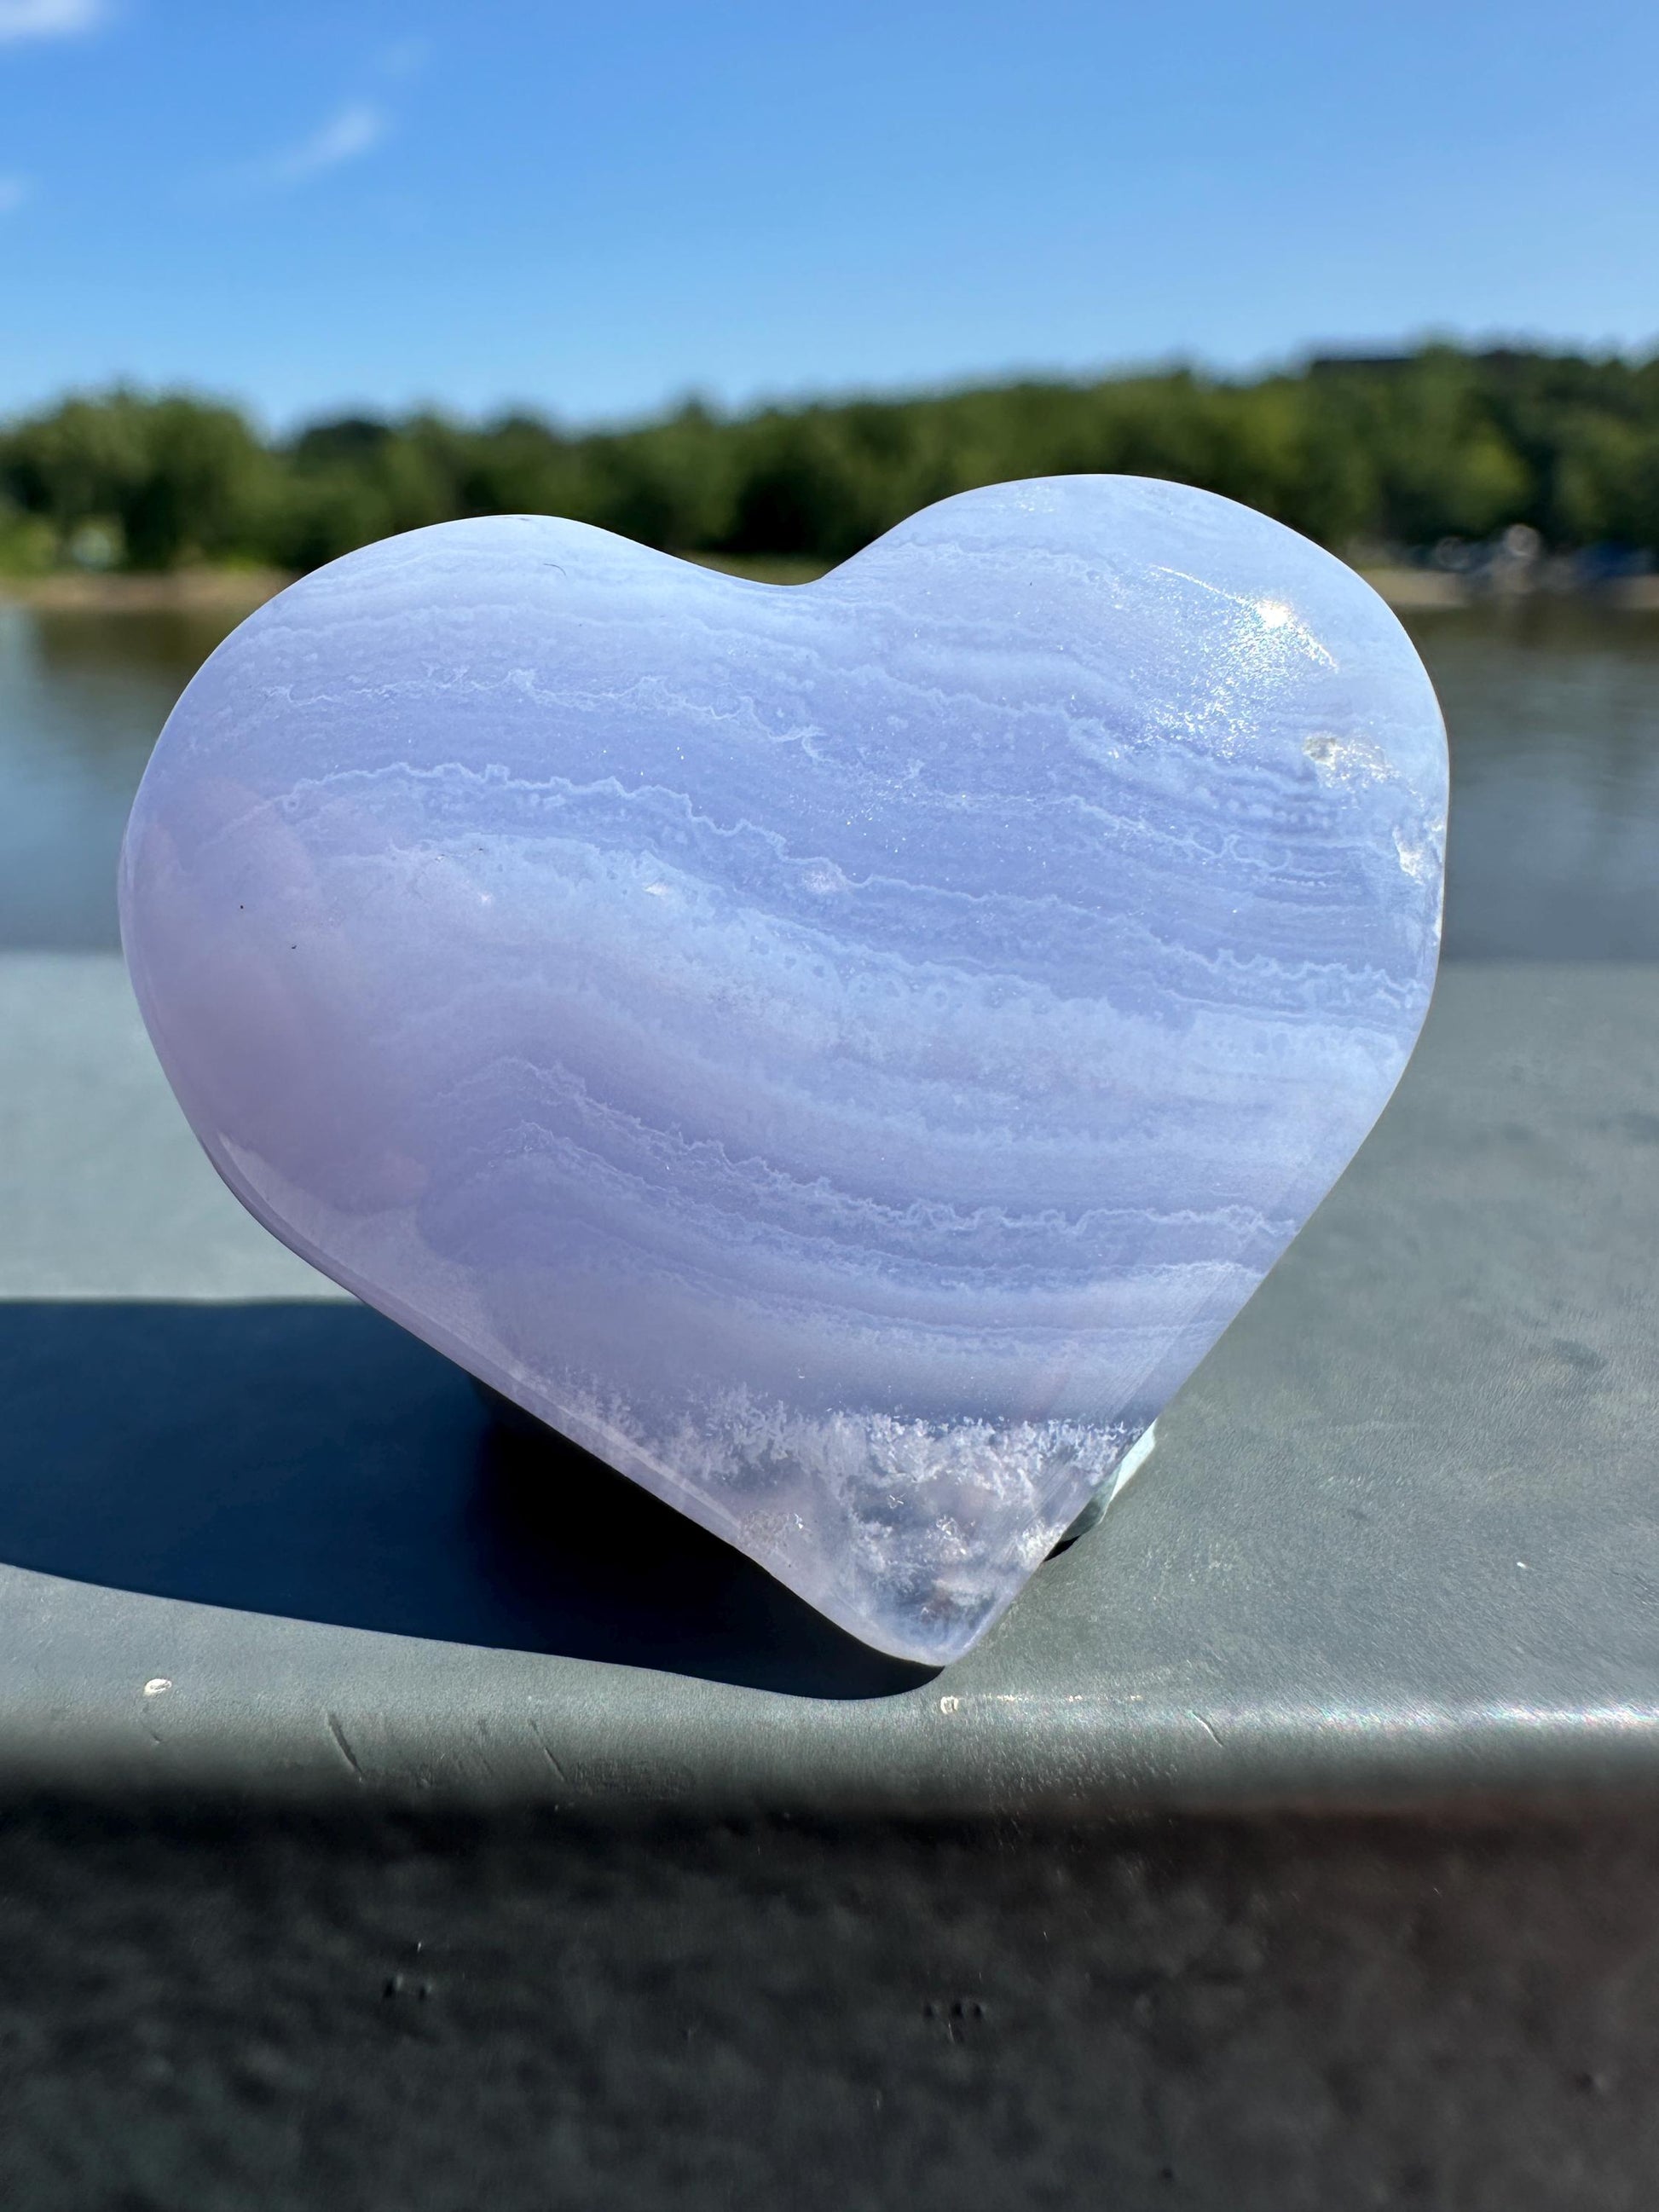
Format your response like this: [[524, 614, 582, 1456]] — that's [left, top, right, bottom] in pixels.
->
[[119, 477, 1447, 1664]]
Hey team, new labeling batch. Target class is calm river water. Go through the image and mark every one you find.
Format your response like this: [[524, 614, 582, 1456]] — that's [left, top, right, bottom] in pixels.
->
[[1, 595, 1655, 957]]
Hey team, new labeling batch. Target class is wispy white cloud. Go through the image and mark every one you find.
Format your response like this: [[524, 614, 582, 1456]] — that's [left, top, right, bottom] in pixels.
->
[[0, 175, 32, 213], [251, 101, 389, 188], [0, 0, 107, 44]]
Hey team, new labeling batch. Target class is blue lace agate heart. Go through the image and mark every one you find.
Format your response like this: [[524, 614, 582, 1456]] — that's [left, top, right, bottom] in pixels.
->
[[119, 478, 1446, 1664]]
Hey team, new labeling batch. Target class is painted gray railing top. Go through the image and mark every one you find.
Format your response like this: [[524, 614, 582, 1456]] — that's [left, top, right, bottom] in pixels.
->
[[0, 955, 1653, 1812]]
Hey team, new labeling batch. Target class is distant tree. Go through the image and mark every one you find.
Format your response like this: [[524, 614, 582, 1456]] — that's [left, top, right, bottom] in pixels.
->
[[1, 390, 269, 569], [1552, 415, 1659, 549], [4, 347, 1658, 575], [1307, 349, 1535, 546]]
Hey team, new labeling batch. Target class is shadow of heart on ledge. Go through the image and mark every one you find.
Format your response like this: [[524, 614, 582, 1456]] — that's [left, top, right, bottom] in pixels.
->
[[0, 1301, 934, 1700]]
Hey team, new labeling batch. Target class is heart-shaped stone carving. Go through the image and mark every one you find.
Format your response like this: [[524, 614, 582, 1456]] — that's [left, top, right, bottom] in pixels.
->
[[119, 478, 1446, 1665]]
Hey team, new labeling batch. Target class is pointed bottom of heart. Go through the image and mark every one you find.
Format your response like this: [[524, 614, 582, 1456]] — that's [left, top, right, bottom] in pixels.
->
[[479, 1361, 1150, 1666], [191, 1145, 1153, 1668]]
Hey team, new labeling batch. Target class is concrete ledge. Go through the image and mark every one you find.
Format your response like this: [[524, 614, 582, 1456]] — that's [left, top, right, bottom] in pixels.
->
[[0, 958, 1655, 1812]]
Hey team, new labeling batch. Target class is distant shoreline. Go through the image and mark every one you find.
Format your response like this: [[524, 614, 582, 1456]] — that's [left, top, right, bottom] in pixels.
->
[[0, 569, 292, 616], [3, 560, 1656, 617], [1361, 566, 1659, 613]]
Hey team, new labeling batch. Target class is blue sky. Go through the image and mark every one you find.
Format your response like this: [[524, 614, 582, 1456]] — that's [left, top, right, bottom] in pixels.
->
[[0, 0, 1655, 430]]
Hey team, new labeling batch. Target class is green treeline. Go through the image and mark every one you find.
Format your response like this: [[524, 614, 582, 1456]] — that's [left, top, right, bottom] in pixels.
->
[[3, 344, 1659, 576]]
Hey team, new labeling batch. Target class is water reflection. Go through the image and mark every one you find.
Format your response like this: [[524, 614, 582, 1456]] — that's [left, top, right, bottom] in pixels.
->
[[1412, 599, 1659, 959], [1, 594, 1656, 957], [0, 604, 241, 950]]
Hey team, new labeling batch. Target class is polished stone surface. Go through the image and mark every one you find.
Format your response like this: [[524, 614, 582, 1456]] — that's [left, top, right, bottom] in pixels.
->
[[118, 480, 1446, 1661]]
